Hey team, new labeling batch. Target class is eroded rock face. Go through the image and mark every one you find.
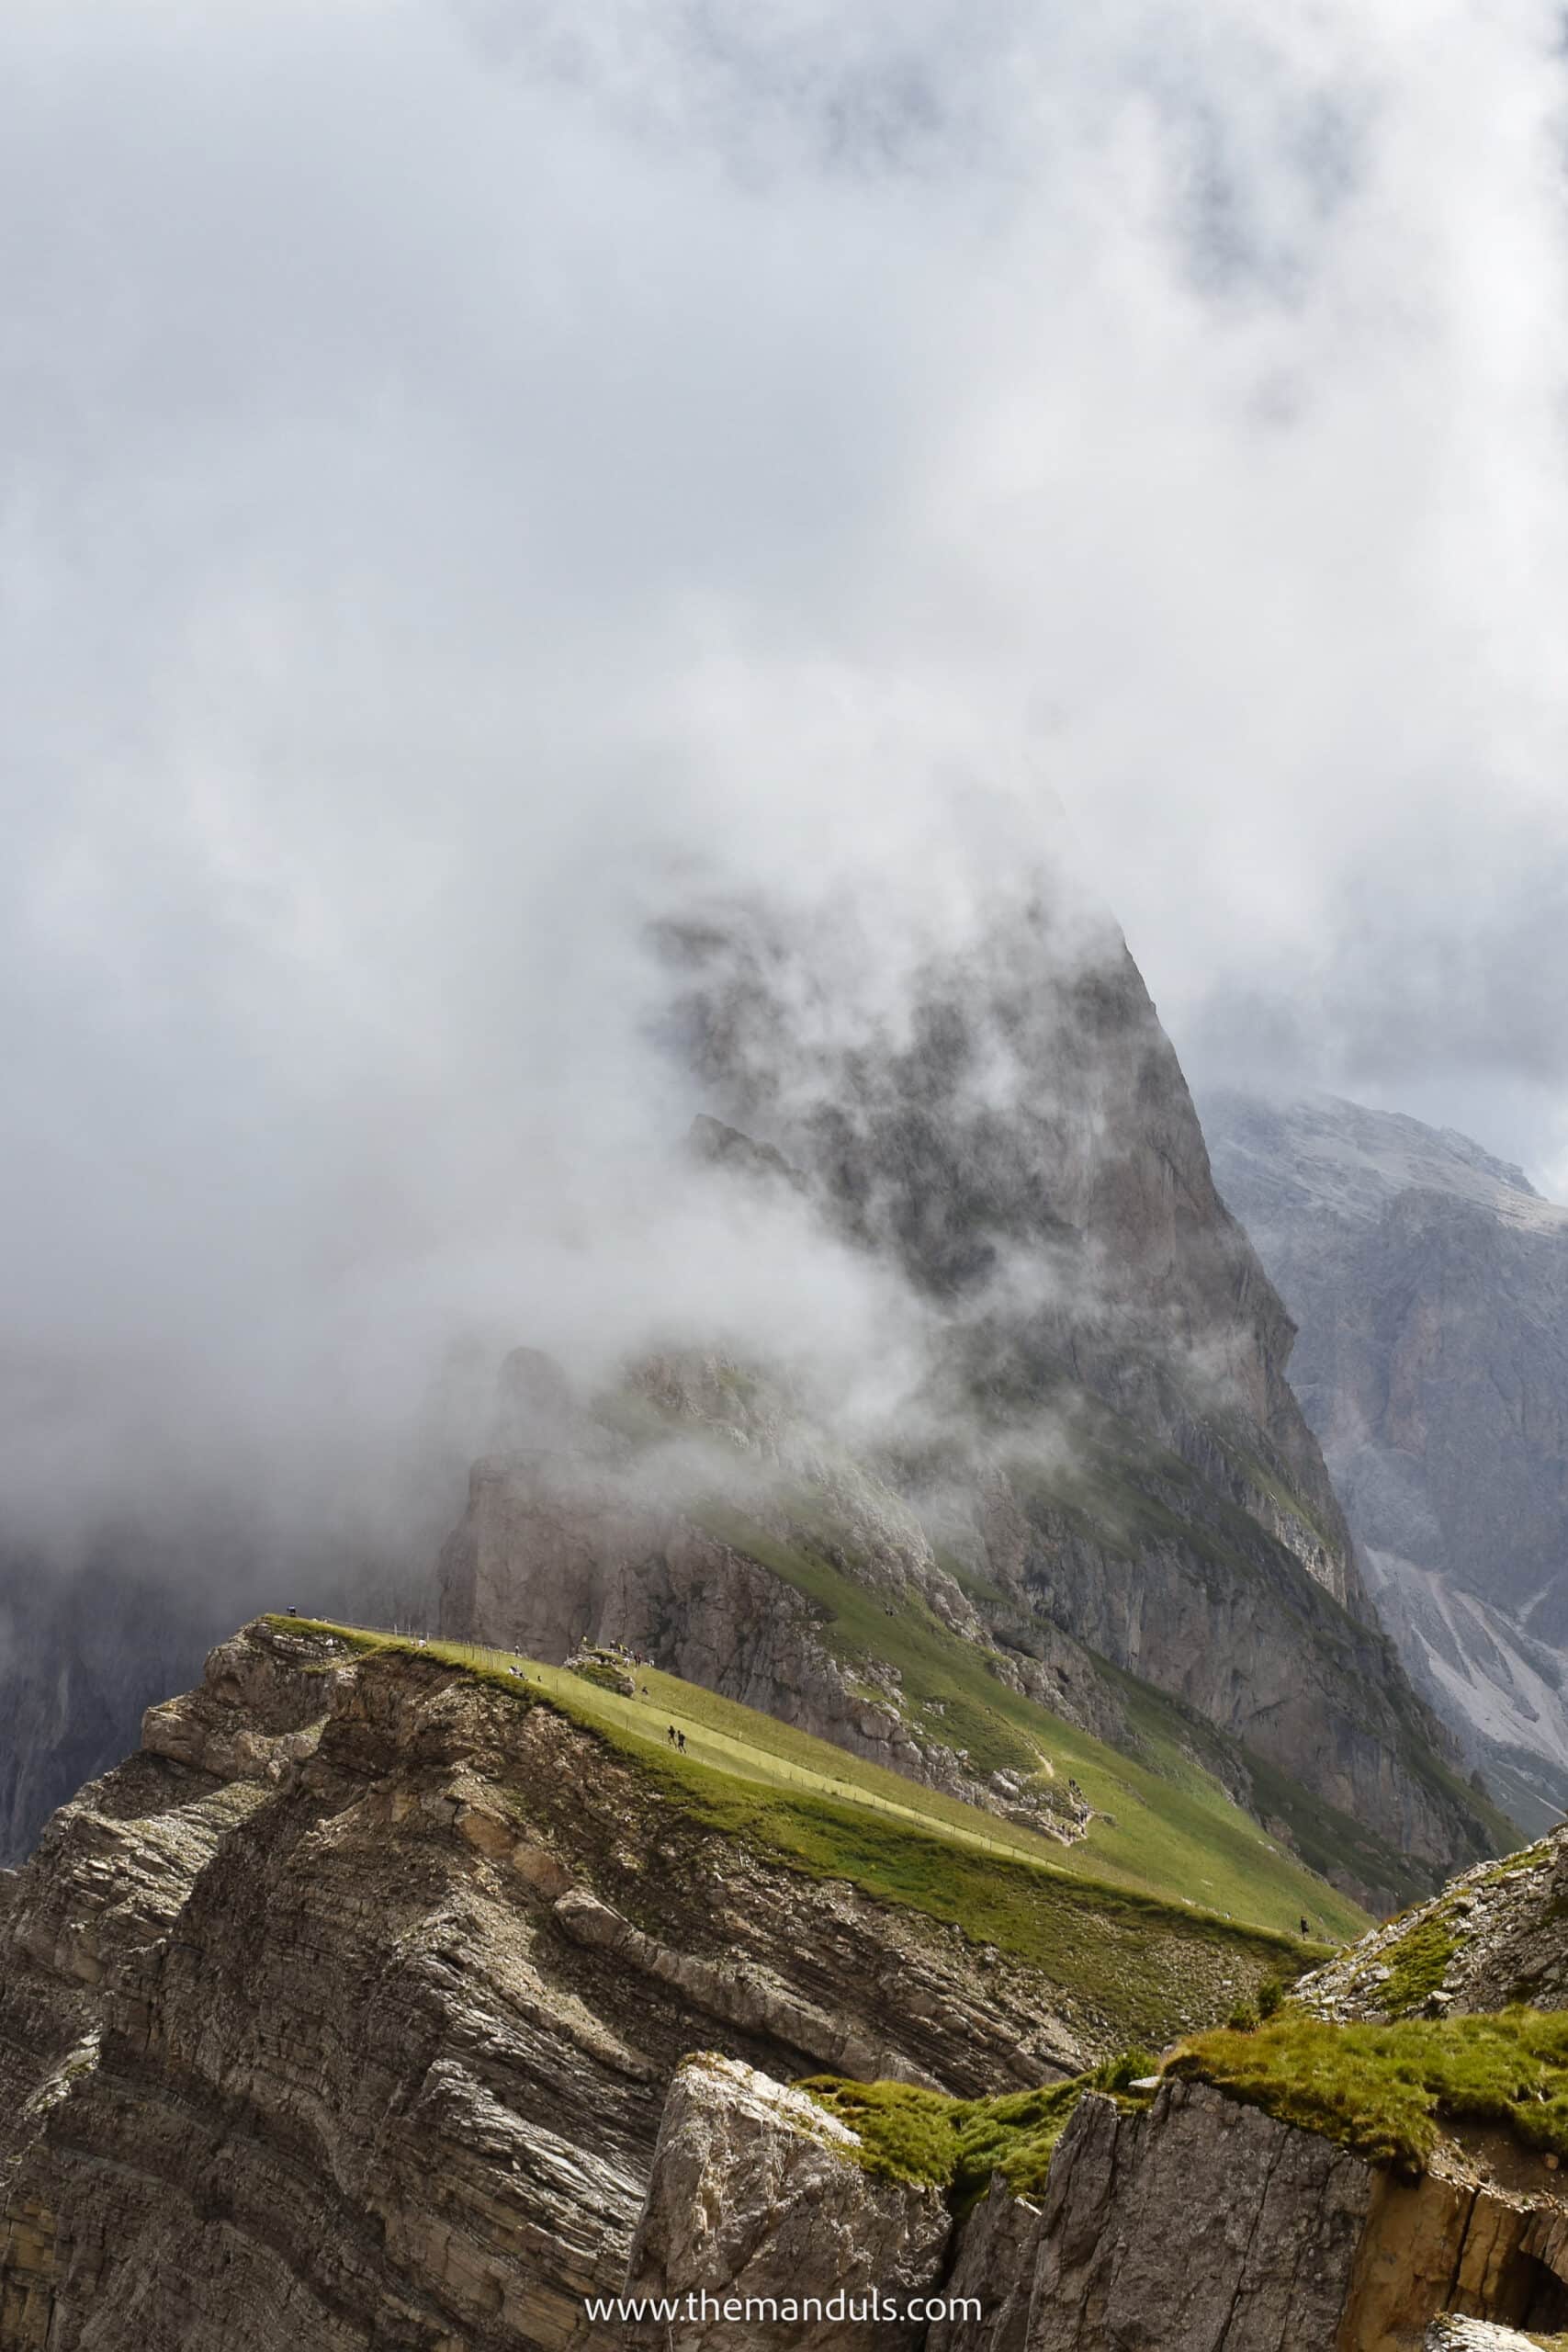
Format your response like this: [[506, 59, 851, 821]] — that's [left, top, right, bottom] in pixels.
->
[[625, 2056, 949, 2352], [626, 2069, 1568, 2352], [0, 1619, 1111, 2351], [1010, 2087, 1568, 2349], [0, 1545, 230, 1867], [1024, 2084, 1374, 2352], [925, 2175, 1039, 2352], [1300, 1826, 1568, 2022]]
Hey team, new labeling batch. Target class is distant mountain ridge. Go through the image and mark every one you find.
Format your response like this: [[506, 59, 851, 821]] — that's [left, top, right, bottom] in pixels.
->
[[1203, 1086, 1568, 1833]]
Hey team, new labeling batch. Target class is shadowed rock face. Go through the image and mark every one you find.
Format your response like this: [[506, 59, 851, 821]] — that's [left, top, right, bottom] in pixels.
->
[[1018, 2086, 1568, 2352], [1202, 1087, 1568, 1834], [662, 905, 1348, 1545], [0, 1547, 228, 1869]]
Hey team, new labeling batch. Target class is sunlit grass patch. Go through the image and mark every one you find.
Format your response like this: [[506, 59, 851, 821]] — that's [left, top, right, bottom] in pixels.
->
[[263, 1616, 1324, 2042], [799, 2049, 1158, 2209], [1170, 2006, 1568, 2173]]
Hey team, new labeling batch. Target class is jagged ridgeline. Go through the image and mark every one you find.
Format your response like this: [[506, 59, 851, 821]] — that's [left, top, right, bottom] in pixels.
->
[[441, 889, 1508, 1913], [0, 1621, 1325, 2346]]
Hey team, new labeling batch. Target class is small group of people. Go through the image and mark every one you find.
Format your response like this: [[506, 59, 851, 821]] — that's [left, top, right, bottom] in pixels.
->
[[596, 1638, 653, 1668], [666, 1724, 688, 1752]]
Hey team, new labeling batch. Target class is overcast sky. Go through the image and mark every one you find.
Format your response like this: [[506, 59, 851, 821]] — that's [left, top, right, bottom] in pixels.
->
[[5, 0, 1568, 1546]]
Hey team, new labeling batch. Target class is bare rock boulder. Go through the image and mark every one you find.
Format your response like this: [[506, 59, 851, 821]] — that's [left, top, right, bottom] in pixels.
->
[[624, 2054, 950, 2351]]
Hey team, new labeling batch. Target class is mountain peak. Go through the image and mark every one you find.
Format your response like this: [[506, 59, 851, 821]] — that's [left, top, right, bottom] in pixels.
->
[[1202, 1086, 1564, 1240]]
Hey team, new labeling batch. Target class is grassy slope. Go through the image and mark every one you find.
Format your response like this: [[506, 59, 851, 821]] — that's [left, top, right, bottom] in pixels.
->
[[1009, 1398, 1519, 1883], [1171, 2005, 1568, 2173], [806, 2003, 1568, 2203], [797, 2054, 1156, 2208], [687, 1512, 1369, 1942], [273, 1617, 1351, 2042], [604, 1377, 1502, 1905]]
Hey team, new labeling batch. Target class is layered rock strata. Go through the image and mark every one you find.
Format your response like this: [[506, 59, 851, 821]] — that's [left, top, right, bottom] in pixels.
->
[[0, 1618, 1183, 2350]]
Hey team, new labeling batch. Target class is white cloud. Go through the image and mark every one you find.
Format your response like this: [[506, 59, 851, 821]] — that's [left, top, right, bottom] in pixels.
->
[[3, 0, 1568, 1557]]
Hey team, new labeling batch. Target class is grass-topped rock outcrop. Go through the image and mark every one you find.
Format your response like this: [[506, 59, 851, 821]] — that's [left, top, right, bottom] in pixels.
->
[[1168, 2006, 1568, 2174], [1302, 1825, 1568, 2024], [635, 2005, 1568, 2350], [0, 1615, 1341, 2351]]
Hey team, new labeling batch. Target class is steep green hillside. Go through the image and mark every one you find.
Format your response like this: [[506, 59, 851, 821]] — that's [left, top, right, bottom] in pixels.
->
[[680, 1519, 1372, 1940], [280, 1616, 1366, 1965]]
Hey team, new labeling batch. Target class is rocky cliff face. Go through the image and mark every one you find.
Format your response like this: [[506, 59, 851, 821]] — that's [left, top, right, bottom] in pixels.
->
[[440, 910, 1497, 1907], [1202, 1087, 1568, 1834], [626, 2058, 1568, 2351], [1300, 1815, 1568, 2024], [7, 1615, 1565, 2351], [0, 1617, 1289, 2350], [624, 2055, 952, 2352], [662, 905, 1353, 1594]]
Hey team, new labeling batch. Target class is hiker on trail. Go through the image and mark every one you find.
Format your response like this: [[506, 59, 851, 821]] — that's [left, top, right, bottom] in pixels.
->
[[676, 1730, 687, 1753], [1300, 1916, 1310, 1938], [668, 1725, 678, 1747]]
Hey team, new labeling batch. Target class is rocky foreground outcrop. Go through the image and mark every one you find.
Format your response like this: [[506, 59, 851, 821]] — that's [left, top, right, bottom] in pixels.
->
[[1300, 1820, 1568, 2023], [625, 2056, 951, 2352], [6, 1615, 1566, 2351], [0, 1617, 1283, 2350], [630, 2058, 1568, 2351]]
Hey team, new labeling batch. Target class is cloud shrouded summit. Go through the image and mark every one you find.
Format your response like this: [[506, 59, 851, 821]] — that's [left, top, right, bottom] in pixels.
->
[[4, 0, 1568, 1562]]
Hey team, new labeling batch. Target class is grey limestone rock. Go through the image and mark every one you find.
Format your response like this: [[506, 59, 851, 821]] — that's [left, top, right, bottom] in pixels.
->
[[625, 2054, 949, 2351]]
